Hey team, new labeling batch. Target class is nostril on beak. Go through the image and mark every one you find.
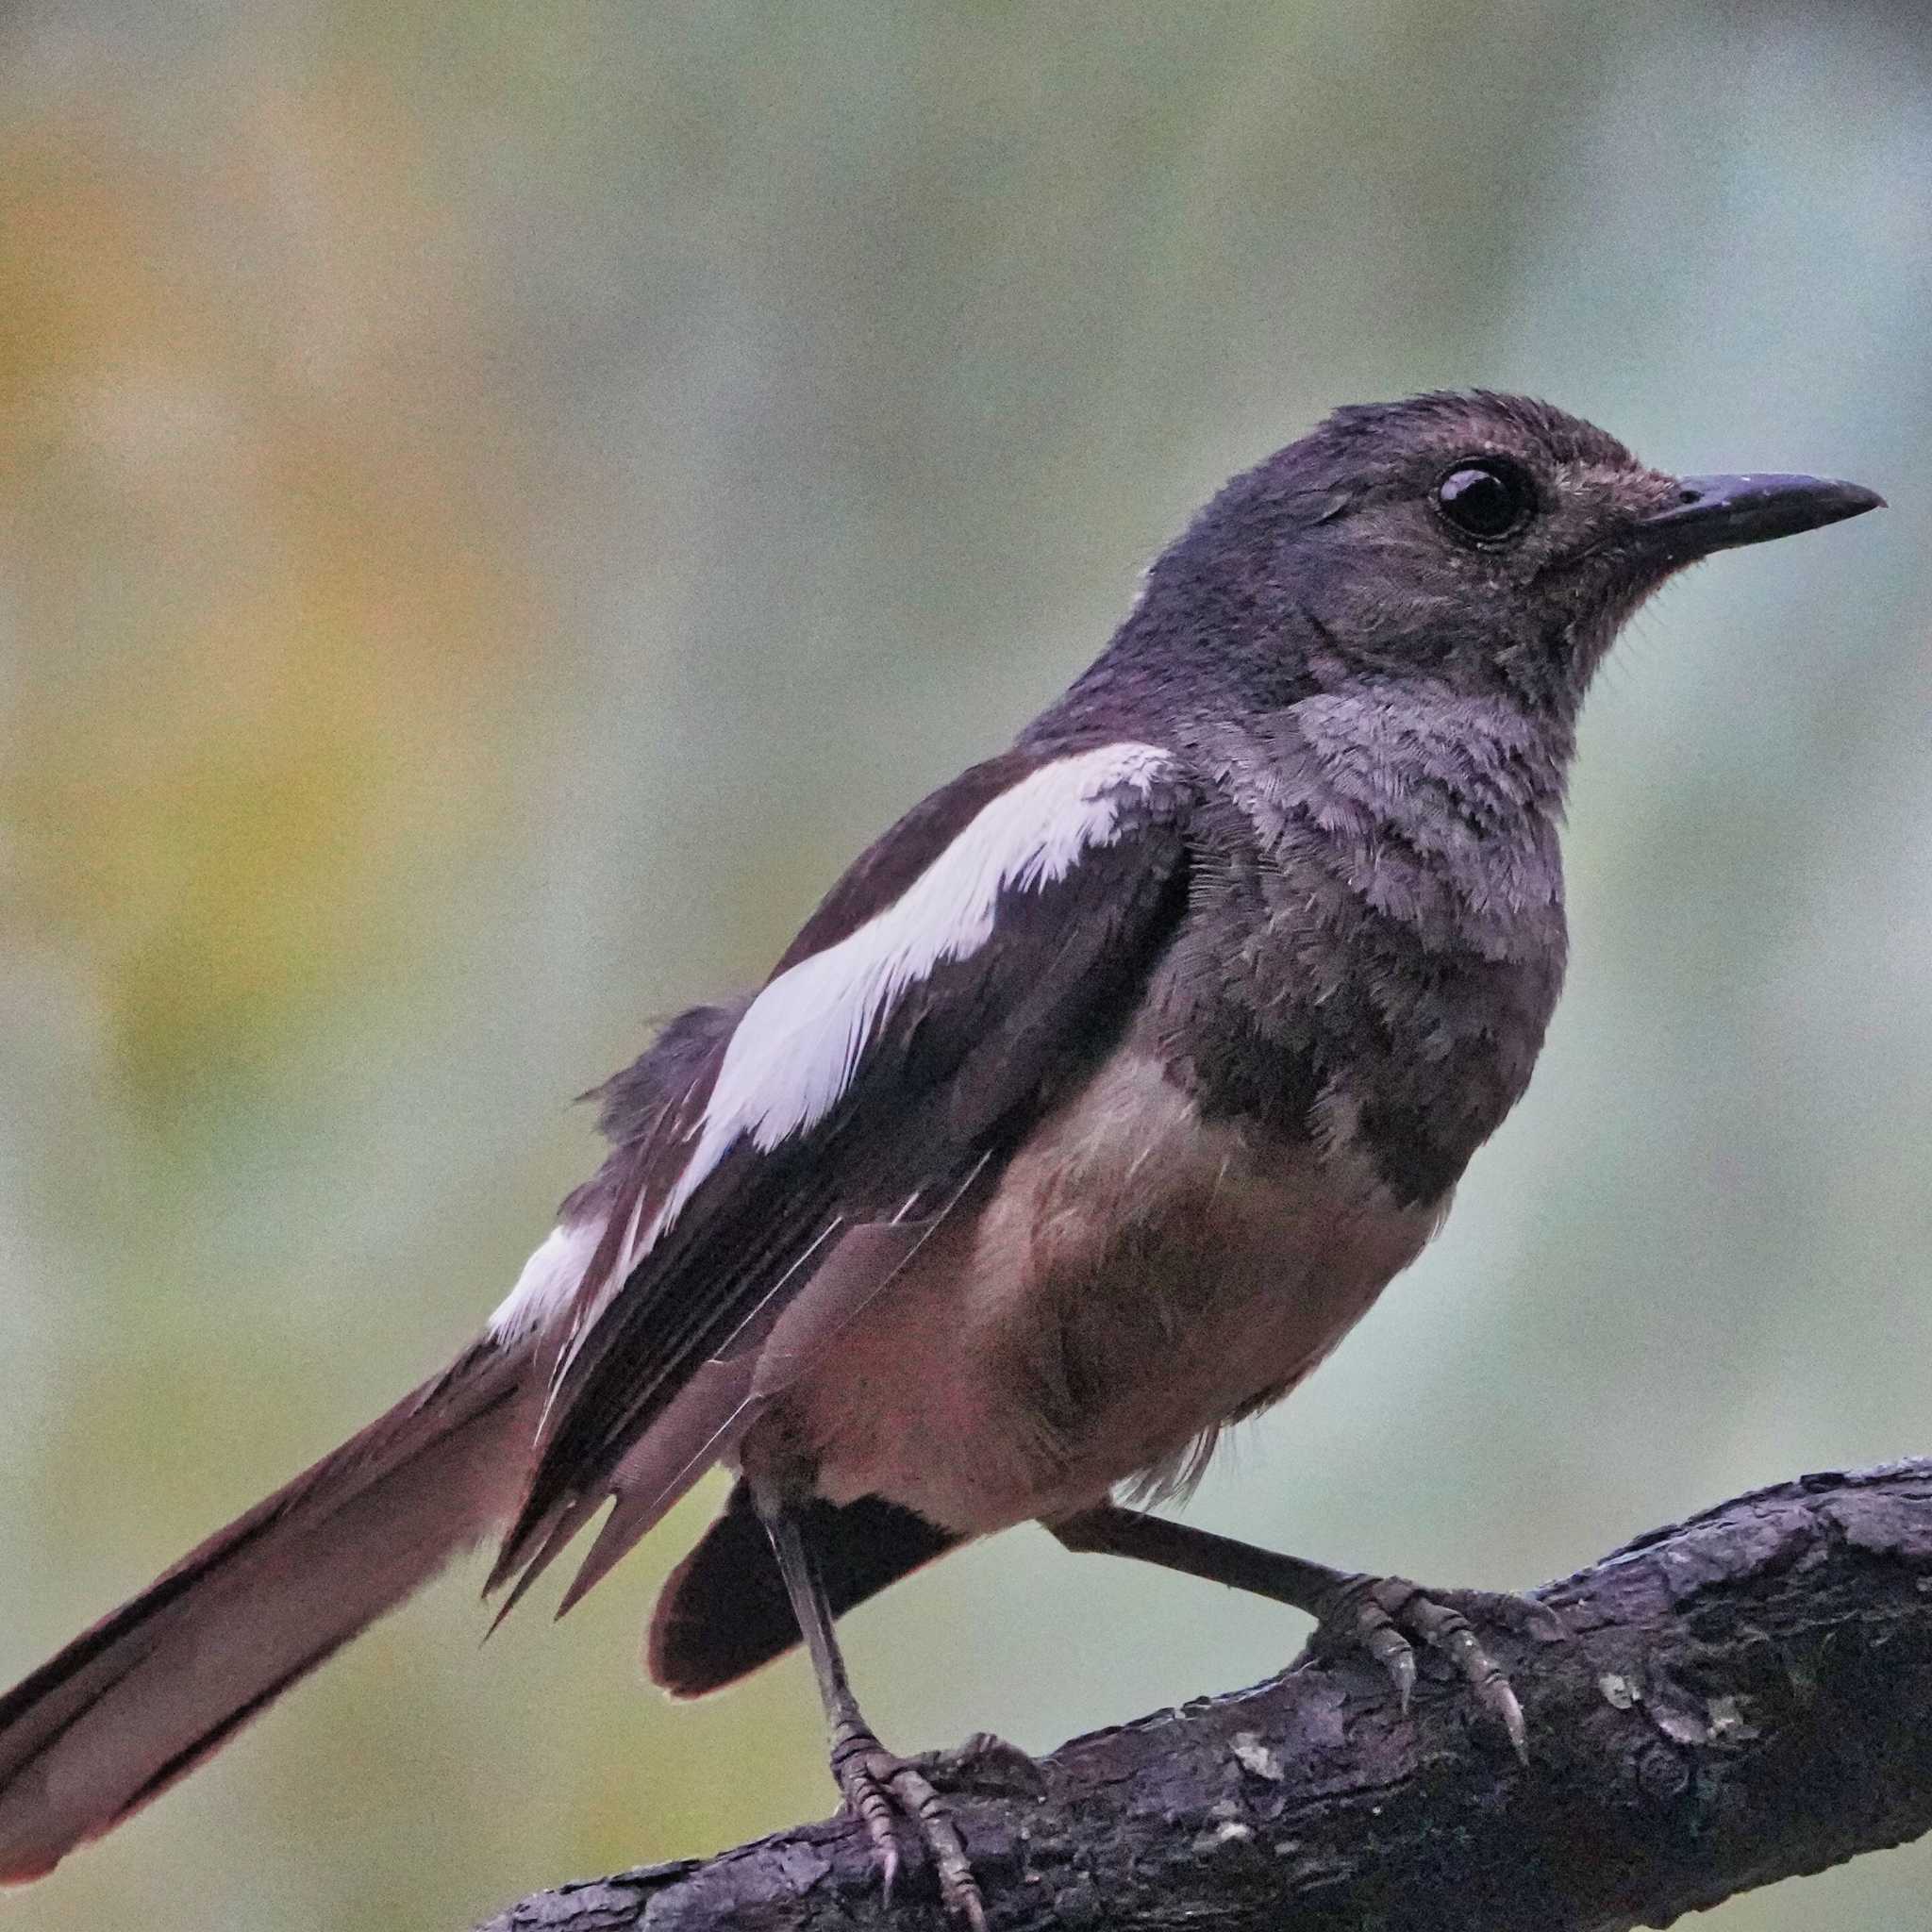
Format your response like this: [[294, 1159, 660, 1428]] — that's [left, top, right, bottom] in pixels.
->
[[1641, 473, 1885, 554]]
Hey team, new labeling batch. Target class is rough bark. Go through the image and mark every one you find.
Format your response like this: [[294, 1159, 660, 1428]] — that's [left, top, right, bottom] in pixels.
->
[[477, 1460, 1932, 1931]]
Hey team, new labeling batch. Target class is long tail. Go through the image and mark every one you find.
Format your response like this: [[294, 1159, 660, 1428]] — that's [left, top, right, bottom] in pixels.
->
[[0, 1336, 539, 1885]]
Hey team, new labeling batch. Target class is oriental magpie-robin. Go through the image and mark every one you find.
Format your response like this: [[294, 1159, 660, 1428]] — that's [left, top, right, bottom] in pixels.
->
[[0, 392, 1883, 1923]]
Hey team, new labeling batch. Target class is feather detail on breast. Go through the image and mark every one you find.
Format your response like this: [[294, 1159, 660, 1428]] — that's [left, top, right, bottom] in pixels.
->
[[754, 1047, 1441, 1535]]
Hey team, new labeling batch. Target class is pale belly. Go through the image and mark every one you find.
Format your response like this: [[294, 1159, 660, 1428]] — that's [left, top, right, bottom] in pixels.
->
[[743, 1049, 1441, 1536]]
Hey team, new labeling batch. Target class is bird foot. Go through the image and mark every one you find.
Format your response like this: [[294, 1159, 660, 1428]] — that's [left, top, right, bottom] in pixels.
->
[[1303, 1574, 1567, 1762], [830, 1714, 990, 1929], [921, 1729, 1046, 1799]]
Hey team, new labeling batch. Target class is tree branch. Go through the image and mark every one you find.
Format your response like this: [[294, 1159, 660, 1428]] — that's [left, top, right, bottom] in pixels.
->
[[477, 1460, 1932, 1931]]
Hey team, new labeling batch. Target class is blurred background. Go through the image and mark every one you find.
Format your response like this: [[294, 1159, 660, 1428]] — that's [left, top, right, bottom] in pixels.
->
[[1, 4, 1928, 1927]]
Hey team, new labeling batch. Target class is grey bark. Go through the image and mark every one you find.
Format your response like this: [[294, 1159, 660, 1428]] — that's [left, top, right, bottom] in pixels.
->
[[477, 1460, 1932, 1931]]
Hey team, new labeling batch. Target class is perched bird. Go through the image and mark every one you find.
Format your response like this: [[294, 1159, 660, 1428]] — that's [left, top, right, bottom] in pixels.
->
[[0, 392, 1882, 1924]]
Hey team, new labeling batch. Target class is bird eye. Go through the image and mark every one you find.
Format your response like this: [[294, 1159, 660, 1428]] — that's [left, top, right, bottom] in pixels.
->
[[1433, 458, 1536, 543]]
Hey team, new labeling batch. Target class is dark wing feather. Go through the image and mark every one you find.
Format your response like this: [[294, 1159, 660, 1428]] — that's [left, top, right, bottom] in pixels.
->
[[491, 750, 1191, 1604]]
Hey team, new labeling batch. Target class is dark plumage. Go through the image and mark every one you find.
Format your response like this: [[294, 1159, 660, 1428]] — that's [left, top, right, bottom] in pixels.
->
[[0, 393, 1881, 1918]]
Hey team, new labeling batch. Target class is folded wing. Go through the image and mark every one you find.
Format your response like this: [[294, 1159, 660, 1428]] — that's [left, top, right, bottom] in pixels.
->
[[491, 739, 1193, 1610]]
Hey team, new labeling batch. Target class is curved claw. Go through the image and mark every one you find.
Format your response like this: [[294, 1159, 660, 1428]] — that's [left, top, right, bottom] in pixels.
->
[[1313, 1572, 1420, 1713], [885, 1758, 987, 1932], [1356, 1597, 1419, 1712], [1403, 1595, 1529, 1763], [829, 1719, 990, 1927], [832, 1724, 906, 1899], [1312, 1574, 1535, 1760], [1388, 1643, 1418, 1716]]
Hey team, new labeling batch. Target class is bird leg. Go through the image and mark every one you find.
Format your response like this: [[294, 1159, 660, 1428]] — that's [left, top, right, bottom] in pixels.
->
[[756, 1489, 990, 1929], [1049, 1501, 1561, 1761]]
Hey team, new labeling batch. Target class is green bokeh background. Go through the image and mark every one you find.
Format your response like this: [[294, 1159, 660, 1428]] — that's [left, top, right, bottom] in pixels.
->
[[2, 6, 1928, 1927]]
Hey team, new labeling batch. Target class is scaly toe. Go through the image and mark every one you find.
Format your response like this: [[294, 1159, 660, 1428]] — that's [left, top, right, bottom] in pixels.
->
[[926, 1729, 1047, 1798], [1308, 1573, 1533, 1758], [828, 1721, 991, 1926], [830, 1725, 906, 1899], [883, 1757, 987, 1931], [1308, 1572, 1421, 1710], [1400, 1593, 1528, 1761], [1434, 1585, 1573, 1647]]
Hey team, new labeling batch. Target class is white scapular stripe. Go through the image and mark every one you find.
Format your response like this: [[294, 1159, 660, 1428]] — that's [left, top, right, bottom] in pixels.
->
[[489, 1218, 606, 1341], [655, 741, 1174, 1231]]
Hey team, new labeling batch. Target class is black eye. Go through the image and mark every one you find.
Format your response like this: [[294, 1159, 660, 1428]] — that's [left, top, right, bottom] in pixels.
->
[[1433, 458, 1536, 543]]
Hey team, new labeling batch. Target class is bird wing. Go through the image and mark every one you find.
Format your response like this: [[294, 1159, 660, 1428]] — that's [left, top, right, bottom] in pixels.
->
[[489, 738, 1193, 1610]]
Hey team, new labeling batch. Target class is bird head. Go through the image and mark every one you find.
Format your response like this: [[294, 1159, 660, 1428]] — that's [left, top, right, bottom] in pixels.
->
[[1121, 391, 1883, 725]]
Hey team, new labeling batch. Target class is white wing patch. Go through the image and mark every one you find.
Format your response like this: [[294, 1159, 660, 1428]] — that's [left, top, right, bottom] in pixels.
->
[[494, 741, 1173, 1352], [655, 740, 1174, 1232], [489, 1218, 606, 1341]]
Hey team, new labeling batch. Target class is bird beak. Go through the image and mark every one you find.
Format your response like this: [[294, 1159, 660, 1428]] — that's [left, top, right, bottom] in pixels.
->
[[1638, 472, 1885, 558]]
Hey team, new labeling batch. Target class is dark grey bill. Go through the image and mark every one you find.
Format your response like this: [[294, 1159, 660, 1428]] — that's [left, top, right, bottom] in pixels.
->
[[1640, 472, 1886, 558]]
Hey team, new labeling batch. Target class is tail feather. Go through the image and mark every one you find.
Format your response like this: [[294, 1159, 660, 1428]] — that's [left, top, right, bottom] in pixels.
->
[[647, 1479, 959, 1698], [0, 1337, 537, 1886]]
